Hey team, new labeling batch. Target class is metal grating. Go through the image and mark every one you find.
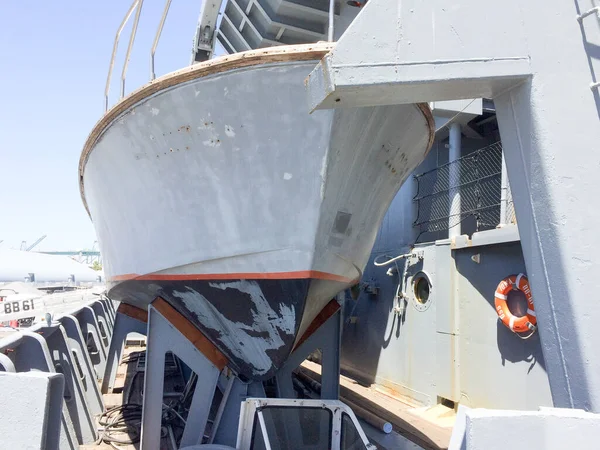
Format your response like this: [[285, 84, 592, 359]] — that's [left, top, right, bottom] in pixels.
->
[[413, 142, 515, 240], [216, 0, 331, 54]]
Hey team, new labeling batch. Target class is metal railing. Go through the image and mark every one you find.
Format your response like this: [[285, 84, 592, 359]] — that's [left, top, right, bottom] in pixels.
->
[[105, 0, 143, 112], [105, 0, 337, 112], [105, 0, 174, 112], [413, 142, 516, 240], [328, 0, 335, 41], [151, 0, 172, 81]]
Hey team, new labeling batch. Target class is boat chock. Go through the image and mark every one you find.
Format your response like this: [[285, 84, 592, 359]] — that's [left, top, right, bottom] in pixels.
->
[[495, 274, 537, 337]]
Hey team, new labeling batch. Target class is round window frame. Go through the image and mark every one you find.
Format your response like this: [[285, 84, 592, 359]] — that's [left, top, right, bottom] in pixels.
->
[[412, 271, 433, 312]]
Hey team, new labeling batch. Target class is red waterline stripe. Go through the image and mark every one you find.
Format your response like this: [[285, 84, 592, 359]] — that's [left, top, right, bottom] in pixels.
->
[[109, 270, 354, 284]]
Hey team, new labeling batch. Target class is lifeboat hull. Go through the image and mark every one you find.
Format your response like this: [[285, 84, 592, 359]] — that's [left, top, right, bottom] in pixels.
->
[[80, 44, 434, 380]]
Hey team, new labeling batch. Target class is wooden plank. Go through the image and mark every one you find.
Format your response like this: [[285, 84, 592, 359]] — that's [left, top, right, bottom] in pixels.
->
[[89, 345, 164, 450], [111, 346, 143, 393], [117, 303, 148, 323], [298, 360, 453, 450], [111, 361, 129, 393], [102, 393, 124, 409], [81, 441, 139, 449], [151, 297, 228, 371]]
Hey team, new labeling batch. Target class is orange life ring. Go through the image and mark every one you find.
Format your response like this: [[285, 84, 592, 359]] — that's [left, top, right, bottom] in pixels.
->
[[494, 274, 536, 333]]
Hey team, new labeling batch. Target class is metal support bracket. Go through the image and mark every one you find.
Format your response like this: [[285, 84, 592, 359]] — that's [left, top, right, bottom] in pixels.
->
[[0, 330, 79, 449], [209, 376, 250, 446], [0, 371, 65, 450], [98, 298, 115, 330], [33, 323, 98, 444], [72, 305, 108, 380], [101, 297, 117, 322], [140, 298, 228, 450], [90, 301, 113, 342], [276, 299, 343, 400], [59, 314, 105, 416], [191, 0, 224, 63], [101, 303, 148, 394]]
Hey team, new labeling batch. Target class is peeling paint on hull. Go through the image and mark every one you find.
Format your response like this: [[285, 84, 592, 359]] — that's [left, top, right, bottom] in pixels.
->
[[107, 277, 348, 379]]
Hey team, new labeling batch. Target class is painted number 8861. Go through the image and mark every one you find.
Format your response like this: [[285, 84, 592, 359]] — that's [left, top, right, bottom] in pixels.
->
[[3, 299, 35, 314]]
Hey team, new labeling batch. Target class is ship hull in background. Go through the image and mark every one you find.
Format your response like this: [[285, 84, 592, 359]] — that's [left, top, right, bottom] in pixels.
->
[[80, 44, 434, 380]]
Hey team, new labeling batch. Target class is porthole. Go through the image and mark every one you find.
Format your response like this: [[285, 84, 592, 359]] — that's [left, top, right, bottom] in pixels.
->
[[416, 277, 430, 303], [412, 272, 432, 312]]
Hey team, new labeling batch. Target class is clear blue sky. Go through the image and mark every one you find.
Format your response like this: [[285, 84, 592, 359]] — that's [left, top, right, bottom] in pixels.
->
[[0, 1, 206, 251]]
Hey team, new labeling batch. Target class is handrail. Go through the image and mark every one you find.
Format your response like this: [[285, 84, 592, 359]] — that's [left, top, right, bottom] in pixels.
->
[[151, 0, 173, 80], [105, 0, 330, 110], [328, 0, 335, 41], [121, 0, 145, 99], [104, 0, 139, 112]]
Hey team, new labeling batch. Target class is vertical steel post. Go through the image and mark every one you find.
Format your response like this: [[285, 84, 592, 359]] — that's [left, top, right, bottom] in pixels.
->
[[448, 123, 462, 238]]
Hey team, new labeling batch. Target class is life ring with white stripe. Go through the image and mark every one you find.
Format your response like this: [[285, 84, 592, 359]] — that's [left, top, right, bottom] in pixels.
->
[[494, 274, 537, 334]]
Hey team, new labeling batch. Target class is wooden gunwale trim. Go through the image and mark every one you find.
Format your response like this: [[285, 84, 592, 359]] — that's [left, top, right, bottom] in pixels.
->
[[417, 102, 436, 154]]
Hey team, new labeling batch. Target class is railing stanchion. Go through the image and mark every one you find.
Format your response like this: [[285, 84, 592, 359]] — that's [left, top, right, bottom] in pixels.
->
[[104, 0, 139, 112], [151, 0, 173, 81]]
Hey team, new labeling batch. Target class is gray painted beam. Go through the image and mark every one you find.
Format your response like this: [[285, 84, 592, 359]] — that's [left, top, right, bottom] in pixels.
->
[[90, 301, 113, 341], [277, 304, 342, 400], [140, 305, 219, 450], [305, 0, 531, 111], [59, 314, 105, 416], [35, 323, 97, 444], [211, 378, 250, 446], [0, 330, 78, 448], [72, 305, 108, 381], [100, 311, 147, 394]]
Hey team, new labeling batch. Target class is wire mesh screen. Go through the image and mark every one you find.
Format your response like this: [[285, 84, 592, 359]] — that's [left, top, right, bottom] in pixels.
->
[[505, 173, 516, 225], [413, 141, 515, 239]]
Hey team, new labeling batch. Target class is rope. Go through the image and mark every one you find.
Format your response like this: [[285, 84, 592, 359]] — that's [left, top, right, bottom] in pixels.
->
[[96, 349, 188, 447], [96, 404, 143, 445], [516, 329, 537, 340], [96, 402, 188, 445]]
